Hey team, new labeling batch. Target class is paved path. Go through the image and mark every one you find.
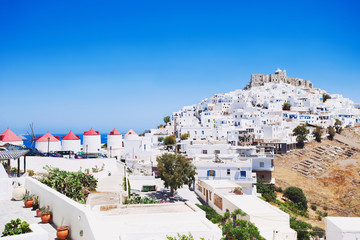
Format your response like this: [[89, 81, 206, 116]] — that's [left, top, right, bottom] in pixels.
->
[[96, 162, 125, 193], [0, 200, 57, 239]]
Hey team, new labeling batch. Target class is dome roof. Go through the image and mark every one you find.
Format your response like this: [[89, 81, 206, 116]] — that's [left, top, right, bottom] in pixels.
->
[[62, 131, 80, 140], [36, 132, 60, 142], [109, 128, 121, 135], [0, 129, 22, 142], [84, 128, 100, 135]]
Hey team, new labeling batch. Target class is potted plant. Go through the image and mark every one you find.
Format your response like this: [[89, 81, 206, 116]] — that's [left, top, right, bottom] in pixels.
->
[[56, 226, 69, 240], [23, 191, 34, 208], [40, 206, 51, 223], [233, 187, 243, 195], [1, 218, 31, 237], [32, 196, 39, 210]]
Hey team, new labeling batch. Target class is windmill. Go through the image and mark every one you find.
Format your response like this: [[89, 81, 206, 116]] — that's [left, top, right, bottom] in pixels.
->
[[26, 123, 37, 149]]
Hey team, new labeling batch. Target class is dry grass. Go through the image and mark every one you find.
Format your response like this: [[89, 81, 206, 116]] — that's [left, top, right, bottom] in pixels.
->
[[274, 127, 360, 229]]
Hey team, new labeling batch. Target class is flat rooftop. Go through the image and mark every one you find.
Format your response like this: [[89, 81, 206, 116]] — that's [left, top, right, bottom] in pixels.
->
[[224, 195, 288, 217], [91, 202, 222, 240], [326, 217, 360, 231], [201, 179, 239, 189]]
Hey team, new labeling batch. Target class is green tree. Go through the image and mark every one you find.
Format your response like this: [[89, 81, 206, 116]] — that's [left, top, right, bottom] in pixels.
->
[[256, 178, 276, 202], [166, 233, 206, 240], [282, 102, 291, 111], [293, 125, 309, 148], [290, 217, 313, 240], [327, 126, 336, 140], [322, 93, 331, 103], [313, 126, 323, 142], [283, 186, 308, 211], [334, 119, 343, 134], [158, 137, 164, 142], [221, 219, 265, 240], [180, 133, 190, 140], [157, 153, 196, 196], [163, 116, 171, 124], [164, 135, 176, 145]]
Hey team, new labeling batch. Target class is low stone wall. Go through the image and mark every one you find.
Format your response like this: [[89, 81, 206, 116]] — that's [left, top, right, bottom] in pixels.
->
[[11, 157, 117, 174], [25, 177, 101, 240]]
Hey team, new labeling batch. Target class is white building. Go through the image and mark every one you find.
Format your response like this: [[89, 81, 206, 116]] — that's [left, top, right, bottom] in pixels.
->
[[325, 217, 360, 240], [107, 128, 123, 159], [61, 131, 81, 153], [0, 129, 23, 146], [83, 128, 101, 154], [195, 180, 296, 240], [195, 159, 257, 195], [35, 132, 61, 153]]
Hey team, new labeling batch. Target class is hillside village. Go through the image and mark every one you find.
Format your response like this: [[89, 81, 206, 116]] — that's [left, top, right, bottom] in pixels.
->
[[1, 70, 360, 240]]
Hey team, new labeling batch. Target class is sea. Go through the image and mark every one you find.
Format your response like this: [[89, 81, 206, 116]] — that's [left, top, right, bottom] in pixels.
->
[[21, 133, 113, 148]]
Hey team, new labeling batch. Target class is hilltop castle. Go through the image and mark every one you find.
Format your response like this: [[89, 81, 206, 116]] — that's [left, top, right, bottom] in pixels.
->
[[249, 69, 313, 89]]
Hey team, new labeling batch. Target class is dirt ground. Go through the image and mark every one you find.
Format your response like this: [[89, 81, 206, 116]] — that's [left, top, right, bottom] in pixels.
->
[[273, 127, 360, 229]]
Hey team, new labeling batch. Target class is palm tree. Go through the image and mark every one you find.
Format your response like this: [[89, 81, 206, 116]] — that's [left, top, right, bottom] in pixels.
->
[[231, 209, 247, 228]]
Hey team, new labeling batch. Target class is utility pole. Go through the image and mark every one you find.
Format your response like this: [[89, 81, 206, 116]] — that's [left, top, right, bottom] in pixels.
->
[[47, 137, 50, 156]]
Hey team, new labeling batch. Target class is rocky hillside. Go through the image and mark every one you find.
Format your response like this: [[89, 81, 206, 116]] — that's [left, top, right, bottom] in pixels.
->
[[274, 127, 360, 227]]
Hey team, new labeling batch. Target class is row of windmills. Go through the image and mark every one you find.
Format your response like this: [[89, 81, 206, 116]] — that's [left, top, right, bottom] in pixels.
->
[[0, 128, 130, 154]]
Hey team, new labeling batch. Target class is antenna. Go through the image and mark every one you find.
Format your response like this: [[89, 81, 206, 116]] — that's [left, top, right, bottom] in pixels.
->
[[26, 123, 36, 149]]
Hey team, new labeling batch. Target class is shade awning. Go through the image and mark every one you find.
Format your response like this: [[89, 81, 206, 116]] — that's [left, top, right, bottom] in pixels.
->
[[0, 150, 30, 160]]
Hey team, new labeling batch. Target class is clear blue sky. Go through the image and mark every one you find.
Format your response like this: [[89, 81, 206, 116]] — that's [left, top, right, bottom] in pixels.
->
[[1, 0, 359, 135]]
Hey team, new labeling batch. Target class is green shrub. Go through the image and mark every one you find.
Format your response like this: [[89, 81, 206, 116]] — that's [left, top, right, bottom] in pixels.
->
[[283, 186, 308, 211], [167, 233, 207, 240], [2, 218, 31, 237], [164, 135, 176, 145], [290, 217, 313, 240], [27, 169, 35, 176], [158, 137, 164, 142], [180, 133, 190, 140], [195, 204, 221, 222], [310, 204, 317, 211], [39, 166, 97, 203], [317, 215, 322, 221], [125, 195, 160, 204], [256, 178, 276, 202], [323, 206, 328, 211], [312, 226, 325, 238], [275, 186, 283, 193]]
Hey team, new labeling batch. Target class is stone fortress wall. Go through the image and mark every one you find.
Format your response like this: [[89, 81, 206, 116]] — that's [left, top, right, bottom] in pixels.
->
[[250, 69, 313, 88]]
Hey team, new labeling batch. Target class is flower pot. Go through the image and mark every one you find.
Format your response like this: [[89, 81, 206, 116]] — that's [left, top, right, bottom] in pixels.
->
[[24, 199, 33, 208], [41, 213, 51, 223], [32, 203, 39, 210], [57, 226, 69, 240], [36, 209, 42, 217]]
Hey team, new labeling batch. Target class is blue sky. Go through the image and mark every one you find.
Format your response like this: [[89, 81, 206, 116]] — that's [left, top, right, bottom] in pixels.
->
[[1, 0, 359, 134]]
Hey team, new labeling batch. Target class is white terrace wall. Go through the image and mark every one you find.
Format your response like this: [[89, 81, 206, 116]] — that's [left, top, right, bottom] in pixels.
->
[[11, 157, 117, 174], [25, 177, 103, 240]]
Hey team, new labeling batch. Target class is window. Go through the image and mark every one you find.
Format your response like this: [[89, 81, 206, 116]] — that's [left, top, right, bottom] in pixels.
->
[[227, 169, 230, 175], [202, 149, 208, 154], [207, 170, 216, 177], [240, 171, 246, 177], [214, 150, 220, 154], [214, 194, 223, 210], [260, 162, 265, 168]]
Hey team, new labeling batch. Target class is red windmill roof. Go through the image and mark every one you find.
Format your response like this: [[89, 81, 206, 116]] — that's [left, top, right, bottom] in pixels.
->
[[62, 131, 80, 140], [109, 128, 121, 135], [125, 129, 137, 135], [0, 129, 22, 142], [84, 128, 99, 135], [36, 132, 60, 142]]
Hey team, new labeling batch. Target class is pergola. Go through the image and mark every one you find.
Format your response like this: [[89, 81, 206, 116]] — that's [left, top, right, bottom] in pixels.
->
[[0, 150, 30, 177]]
